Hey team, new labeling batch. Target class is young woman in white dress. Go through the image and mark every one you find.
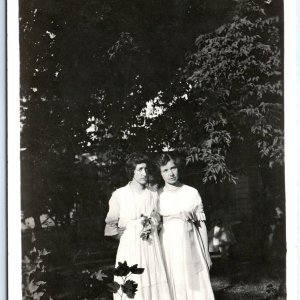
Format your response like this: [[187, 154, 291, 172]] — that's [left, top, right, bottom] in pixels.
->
[[104, 153, 171, 300], [157, 153, 215, 300]]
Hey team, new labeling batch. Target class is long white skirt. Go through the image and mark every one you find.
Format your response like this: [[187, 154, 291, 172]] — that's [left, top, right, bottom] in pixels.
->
[[114, 221, 171, 300], [160, 219, 215, 300]]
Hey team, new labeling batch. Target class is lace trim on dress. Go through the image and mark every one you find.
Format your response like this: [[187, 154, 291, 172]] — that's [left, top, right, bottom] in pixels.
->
[[194, 205, 206, 221]]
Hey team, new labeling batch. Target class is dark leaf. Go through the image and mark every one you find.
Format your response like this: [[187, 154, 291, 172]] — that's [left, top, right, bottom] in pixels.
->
[[114, 261, 130, 277], [129, 264, 144, 275], [121, 280, 138, 299], [107, 281, 120, 293]]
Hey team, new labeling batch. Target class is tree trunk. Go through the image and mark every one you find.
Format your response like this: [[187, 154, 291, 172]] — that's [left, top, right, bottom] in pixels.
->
[[32, 212, 42, 232]]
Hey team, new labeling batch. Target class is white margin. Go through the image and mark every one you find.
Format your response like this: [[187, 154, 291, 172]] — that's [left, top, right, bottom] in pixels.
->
[[7, 0, 22, 298], [296, 0, 300, 298], [284, 0, 298, 299], [7, 0, 298, 299], [0, 0, 6, 297]]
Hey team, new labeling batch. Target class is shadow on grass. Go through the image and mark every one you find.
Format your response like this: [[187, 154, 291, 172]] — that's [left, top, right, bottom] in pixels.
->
[[23, 227, 285, 300], [210, 257, 286, 300]]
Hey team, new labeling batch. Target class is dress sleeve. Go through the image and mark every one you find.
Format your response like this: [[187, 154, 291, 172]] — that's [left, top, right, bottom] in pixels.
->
[[104, 192, 120, 236], [193, 191, 206, 222], [150, 191, 161, 226]]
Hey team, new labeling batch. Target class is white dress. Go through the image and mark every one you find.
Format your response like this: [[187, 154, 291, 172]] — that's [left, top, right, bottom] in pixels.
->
[[105, 183, 171, 300], [159, 185, 215, 300]]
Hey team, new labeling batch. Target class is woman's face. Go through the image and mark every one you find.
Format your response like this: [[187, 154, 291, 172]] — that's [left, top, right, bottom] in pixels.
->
[[132, 163, 148, 185], [160, 160, 179, 185]]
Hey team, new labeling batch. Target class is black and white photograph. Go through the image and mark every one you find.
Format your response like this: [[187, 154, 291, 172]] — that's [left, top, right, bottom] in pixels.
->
[[10, 0, 292, 299]]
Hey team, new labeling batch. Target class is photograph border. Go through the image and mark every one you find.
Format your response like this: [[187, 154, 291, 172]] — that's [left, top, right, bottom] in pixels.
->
[[7, 0, 299, 299]]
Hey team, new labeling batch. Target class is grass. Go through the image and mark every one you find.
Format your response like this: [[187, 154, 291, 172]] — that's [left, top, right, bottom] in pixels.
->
[[46, 254, 285, 299], [212, 276, 283, 299], [210, 258, 285, 299], [23, 229, 285, 299]]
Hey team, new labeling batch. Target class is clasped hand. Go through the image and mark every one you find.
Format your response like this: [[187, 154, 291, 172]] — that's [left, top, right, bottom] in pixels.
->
[[117, 226, 125, 237], [180, 210, 196, 222]]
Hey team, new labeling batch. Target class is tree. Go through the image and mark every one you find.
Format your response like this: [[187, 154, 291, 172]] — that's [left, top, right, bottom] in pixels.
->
[[20, 0, 235, 225], [146, 0, 284, 263], [148, 0, 283, 183]]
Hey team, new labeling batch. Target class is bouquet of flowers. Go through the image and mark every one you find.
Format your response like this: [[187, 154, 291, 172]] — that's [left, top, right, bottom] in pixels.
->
[[140, 214, 152, 241]]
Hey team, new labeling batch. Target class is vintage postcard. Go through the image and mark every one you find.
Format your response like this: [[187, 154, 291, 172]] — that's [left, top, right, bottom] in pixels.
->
[[7, 0, 298, 299]]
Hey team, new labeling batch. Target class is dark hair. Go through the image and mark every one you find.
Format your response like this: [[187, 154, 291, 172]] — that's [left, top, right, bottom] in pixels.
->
[[125, 152, 149, 179], [156, 152, 182, 169]]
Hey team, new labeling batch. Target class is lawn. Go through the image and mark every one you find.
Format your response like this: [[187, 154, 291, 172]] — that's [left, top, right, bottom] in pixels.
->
[[46, 252, 285, 299], [23, 230, 285, 300]]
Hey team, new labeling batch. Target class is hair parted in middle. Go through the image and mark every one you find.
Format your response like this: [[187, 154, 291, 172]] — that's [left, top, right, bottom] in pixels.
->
[[125, 152, 149, 179]]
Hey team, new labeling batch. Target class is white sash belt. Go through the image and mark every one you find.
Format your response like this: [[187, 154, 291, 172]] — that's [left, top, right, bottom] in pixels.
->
[[163, 214, 203, 278]]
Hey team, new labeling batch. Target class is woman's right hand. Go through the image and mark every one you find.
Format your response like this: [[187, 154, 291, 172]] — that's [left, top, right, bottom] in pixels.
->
[[117, 226, 126, 237]]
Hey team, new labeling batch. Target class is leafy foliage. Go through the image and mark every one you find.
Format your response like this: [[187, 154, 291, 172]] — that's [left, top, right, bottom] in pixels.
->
[[110, 261, 144, 299], [20, 0, 283, 238], [149, 0, 283, 183], [20, 0, 235, 224], [121, 280, 138, 299], [77, 268, 111, 300], [22, 247, 143, 300], [68, 261, 144, 299], [22, 242, 52, 300]]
